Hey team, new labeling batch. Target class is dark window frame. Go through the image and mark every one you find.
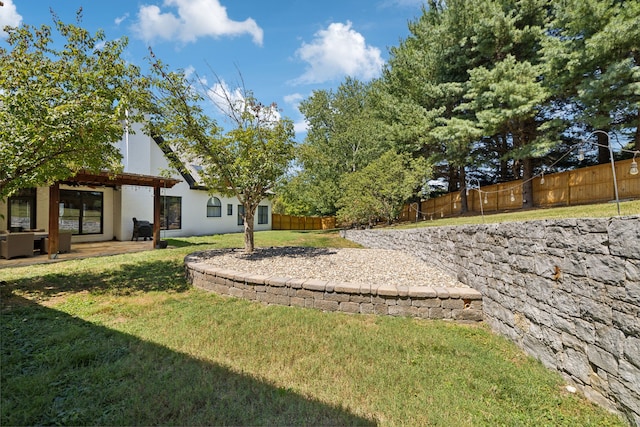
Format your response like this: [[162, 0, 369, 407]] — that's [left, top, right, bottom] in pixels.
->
[[258, 205, 269, 224], [207, 197, 222, 217], [237, 204, 245, 226], [7, 188, 36, 231], [161, 196, 182, 230], [227, 204, 233, 216], [59, 189, 104, 235]]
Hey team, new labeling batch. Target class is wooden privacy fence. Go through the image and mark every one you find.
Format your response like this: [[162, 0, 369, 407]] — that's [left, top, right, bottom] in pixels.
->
[[401, 158, 640, 221], [272, 214, 336, 230]]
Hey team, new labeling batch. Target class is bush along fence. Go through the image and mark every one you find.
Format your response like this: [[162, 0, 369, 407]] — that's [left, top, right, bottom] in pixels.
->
[[272, 214, 336, 230], [402, 159, 640, 221], [341, 216, 640, 426]]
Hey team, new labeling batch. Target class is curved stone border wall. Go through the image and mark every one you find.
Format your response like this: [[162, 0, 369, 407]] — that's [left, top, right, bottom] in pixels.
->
[[184, 257, 483, 322], [341, 216, 640, 426]]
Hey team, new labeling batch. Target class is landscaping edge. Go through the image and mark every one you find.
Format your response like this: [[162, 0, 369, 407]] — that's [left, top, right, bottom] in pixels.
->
[[184, 259, 483, 322]]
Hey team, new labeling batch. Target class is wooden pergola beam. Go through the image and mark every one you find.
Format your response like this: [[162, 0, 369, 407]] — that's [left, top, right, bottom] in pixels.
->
[[48, 170, 180, 258]]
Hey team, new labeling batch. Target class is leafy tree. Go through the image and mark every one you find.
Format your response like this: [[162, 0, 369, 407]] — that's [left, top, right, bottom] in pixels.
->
[[285, 77, 389, 216], [337, 150, 429, 226], [461, 55, 551, 207], [543, 0, 640, 157], [147, 55, 295, 252], [0, 10, 145, 200], [380, 0, 553, 209]]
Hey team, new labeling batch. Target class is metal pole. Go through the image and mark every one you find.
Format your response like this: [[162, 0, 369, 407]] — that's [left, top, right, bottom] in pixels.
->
[[588, 131, 620, 217], [607, 140, 621, 217]]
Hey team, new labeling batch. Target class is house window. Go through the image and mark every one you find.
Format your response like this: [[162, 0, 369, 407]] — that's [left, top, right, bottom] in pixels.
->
[[59, 190, 103, 235], [161, 196, 182, 230], [207, 197, 222, 217], [227, 204, 233, 216], [237, 205, 245, 226], [258, 205, 269, 224], [7, 188, 36, 231]]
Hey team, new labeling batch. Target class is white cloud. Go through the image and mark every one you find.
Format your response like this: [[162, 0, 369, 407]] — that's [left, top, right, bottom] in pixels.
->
[[379, 0, 425, 7], [207, 79, 246, 116], [0, 0, 22, 39], [294, 119, 309, 135], [115, 13, 129, 26], [283, 93, 307, 135], [133, 0, 263, 46], [293, 21, 384, 85], [283, 93, 304, 106]]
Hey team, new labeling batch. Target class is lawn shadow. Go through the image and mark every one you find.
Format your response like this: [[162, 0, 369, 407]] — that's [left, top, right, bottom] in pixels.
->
[[2, 258, 191, 300], [185, 246, 339, 263], [1, 295, 376, 426]]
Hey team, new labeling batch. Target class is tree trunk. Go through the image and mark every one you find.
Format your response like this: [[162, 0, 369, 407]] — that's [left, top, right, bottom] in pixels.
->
[[459, 166, 468, 213], [635, 110, 640, 151], [597, 130, 609, 164], [243, 208, 255, 253], [522, 157, 534, 209], [447, 165, 458, 193]]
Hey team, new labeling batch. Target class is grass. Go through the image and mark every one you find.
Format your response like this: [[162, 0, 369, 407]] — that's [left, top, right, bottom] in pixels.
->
[[394, 199, 640, 229], [1, 229, 629, 426]]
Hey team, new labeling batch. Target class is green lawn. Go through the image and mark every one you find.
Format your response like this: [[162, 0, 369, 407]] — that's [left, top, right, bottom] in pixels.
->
[[1, 230, 628, 426], [395, 199, 640, 229]]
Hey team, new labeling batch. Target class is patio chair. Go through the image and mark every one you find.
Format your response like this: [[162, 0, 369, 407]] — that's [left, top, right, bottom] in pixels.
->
[[0, 232, 35, 259], [132, 217, 153, 241], [43, 232, 72, 254]]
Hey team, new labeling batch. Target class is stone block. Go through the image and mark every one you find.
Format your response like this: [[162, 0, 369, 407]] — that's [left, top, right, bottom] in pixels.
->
[[619, 359, 640, 396], [377, 284, 398, 296], [257, 292, 290, 306], [442, 298, 464, 309], [303, 279, 328, 292], [397, 297, 412, 307], [608, 217, 640, 259], [452, 309, 483, 322], [389, 305, 420, 317], [294, 289, 317, 299], [408, 286, 437, 298], [457, 287, 482, 300], [429, 307, 444, 319], [314, 299, 339, 312], [286, 278, 306, 289], [244, 274, 269, 285], [339, 301, 361, 314], [624, 336, 640, 369], [373, 304, 388, 315], [290, 297, 306, 308], [594, 323, 624, 357], [266, 276, 290, 287], [349, 294, 372, 304], [324, 292, 350, 302], [267, 286, 290, 296], [228, 287, 244, 298], [242, 289, 257, 300], [360, 303, 376, 314], [334, 282, 361, 294], [587, 344, 619, 375]]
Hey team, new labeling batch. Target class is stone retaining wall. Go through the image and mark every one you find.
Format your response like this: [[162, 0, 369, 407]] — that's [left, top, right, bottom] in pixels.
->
[[184, 259, 483, 322], [341, 216, 640, 426]]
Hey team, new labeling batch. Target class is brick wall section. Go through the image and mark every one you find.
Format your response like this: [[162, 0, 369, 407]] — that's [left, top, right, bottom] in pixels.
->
[[341, 216, 640, 426], [184, 259, 483, 322]]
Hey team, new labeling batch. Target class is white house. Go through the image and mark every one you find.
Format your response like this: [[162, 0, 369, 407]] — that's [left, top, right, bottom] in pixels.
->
[[0, 123, 273, 242]]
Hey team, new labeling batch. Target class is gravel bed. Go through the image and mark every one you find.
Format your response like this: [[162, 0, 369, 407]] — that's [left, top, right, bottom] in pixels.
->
[[190, 247, 468, 288]]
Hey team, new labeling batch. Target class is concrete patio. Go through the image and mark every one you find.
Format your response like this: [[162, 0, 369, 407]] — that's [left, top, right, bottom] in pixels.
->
[[0, 240, 157, 269]]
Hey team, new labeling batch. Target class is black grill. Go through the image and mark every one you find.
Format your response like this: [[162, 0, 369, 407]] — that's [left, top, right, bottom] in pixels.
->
[[132, 217, 153, 241]]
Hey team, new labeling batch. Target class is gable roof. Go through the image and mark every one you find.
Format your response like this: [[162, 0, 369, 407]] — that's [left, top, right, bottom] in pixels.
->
[[152, 135, 207, 191]]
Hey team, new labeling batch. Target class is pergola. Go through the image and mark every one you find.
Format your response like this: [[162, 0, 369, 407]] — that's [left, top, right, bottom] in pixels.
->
[[49, 170, 181, 259]]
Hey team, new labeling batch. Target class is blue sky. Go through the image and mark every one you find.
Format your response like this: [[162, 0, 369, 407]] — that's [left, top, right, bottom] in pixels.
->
[[1, 0, 425, 139]]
